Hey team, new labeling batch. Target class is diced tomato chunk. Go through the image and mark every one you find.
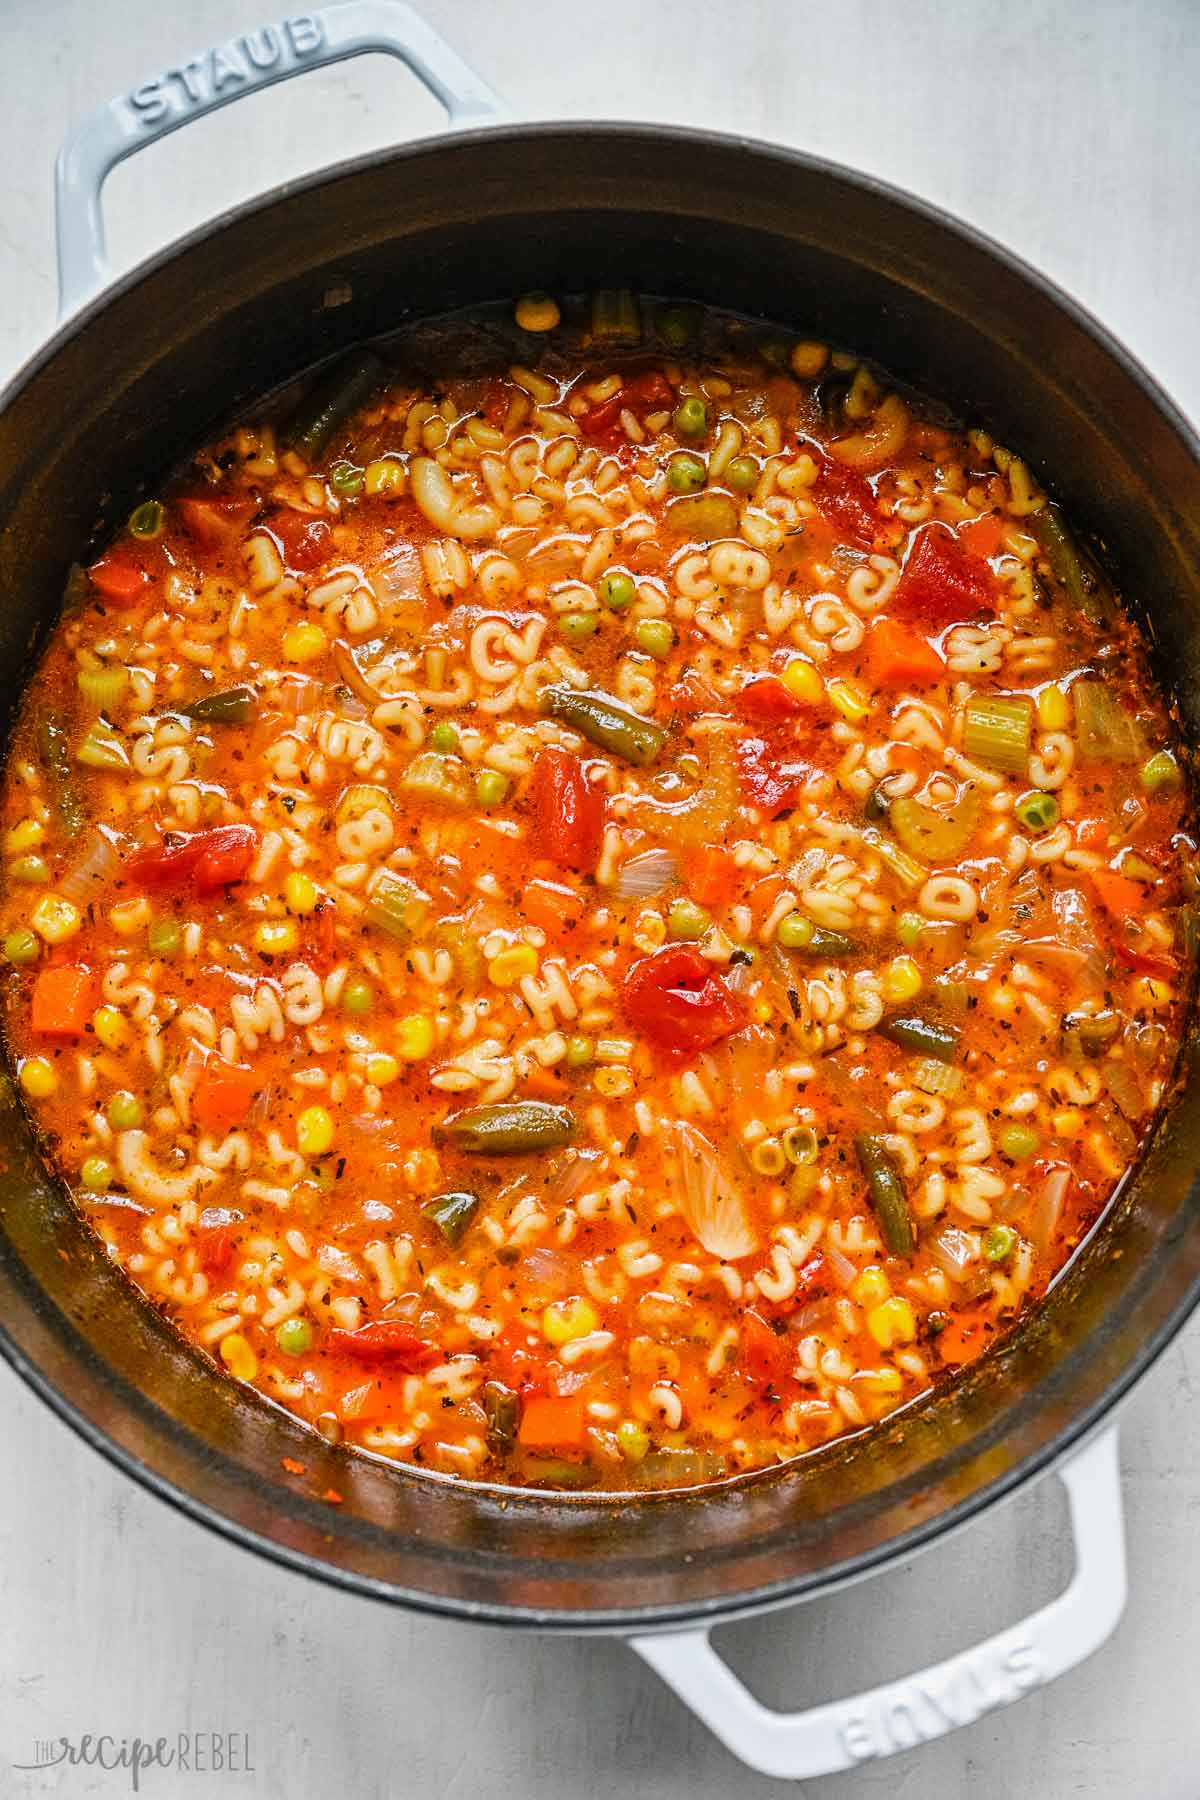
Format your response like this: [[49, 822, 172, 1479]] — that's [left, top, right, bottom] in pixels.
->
[[576, 393, 624, 443], [268, 509, 333, 571], [736, 675, 805, 723], [127, 823, 257, 894], [735, 736, 808, 818], [30, 965, 95, 1037], [192, 1061, 261, 1135], [176, 494, 256, 548], [684, 845, 739, 908], [812, 454, 880, 549], [327, 1323, 440, 1370], [87, 551, 148, 606], [1113, 939, 1178, 981], [957, 511, 1006, 560], [892, 523, 995, 628], [196, 1224, 237, 1276], [523, 877, 585, 936], [622, 944, 746, 1058], [528, 748, 605, 872], [1091, 870, 1151, 919], [740, 1310, 794, 1389], [623, 368, 674, 411]]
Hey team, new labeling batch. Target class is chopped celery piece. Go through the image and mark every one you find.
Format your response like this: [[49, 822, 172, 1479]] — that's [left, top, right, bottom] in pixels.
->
[[364, 871, 431, 941], [962, 694, 1032, 775], [889, 788, 981, 862], [75, 719, 128, 769], [590, 290, 640, 342], [861, 825, 927, 890], [666, 493, 738, 541], [911, 1057, 964, 1098], [1072, 678, 1141, 763], [400, 750, 472, 809], [77, 666, 129, 712]]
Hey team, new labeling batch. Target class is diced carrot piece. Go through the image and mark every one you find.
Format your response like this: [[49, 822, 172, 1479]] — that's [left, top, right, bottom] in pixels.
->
[[87, 552, 148, 606], [685, 845, 739, 908], [521, 1063, 570, 1100], [192, 1062, 261, 1134], [517, 1393, 588, 1449], [937, 1314, 990, 1366], [30, 965, 95, 1037], [957, 512, 1006, 560], [523, 877, 585, 937], [176, 495, 255, 547], [1074, 817, 1110, 851], [866, 617, 946, 687], [748, 872, 787, 925], [1091, 870, 1151, 918]]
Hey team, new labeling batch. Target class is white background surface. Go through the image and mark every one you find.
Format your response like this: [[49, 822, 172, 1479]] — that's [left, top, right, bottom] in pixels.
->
[[1, 1, 1199, 1794]]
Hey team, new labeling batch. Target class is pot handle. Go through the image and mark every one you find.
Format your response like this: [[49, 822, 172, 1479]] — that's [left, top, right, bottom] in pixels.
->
[[630, 1425, 1125, 1779], [53, 0, 507, 319]]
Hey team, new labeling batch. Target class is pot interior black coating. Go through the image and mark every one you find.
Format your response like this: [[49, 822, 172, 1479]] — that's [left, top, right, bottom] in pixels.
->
[[1, 125, 1199, 1629]]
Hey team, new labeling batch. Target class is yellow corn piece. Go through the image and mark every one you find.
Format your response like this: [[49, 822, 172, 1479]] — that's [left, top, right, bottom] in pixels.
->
[[827, 678, 871, 724], [19, 1057, 57, 1099], [296, 1105, 334, 1156], [30, 894, 81, 944], [489, 945, 538, 987], [780, 657, 824, 706], [109, 897, 151, 937], [1037, 682, 1069, 731], [364, 457, 405, 497], [617, 1420, 650, 1462], [883, 956, 923, 1005], [220, 1333, 259, 1382], [6, 818, 43, 854], [283, 871, 320, 915], [515, 292, 561, 333], [394, 1013, 434, 1061], [542, 1297, 598, 1345], [851, 1266, 891, 1308], [1052, 1108, 1085, 1138], [789, 341, 829, 379], [254, 919, 299, 956], [282, 622, 326, 663], [867, 1296, 916, 1348], [594, 1067, 634, 1098], [92, 1005, 130, 1051], [859, 1366, 904, 1394], [366, 1053, 400, 1088]]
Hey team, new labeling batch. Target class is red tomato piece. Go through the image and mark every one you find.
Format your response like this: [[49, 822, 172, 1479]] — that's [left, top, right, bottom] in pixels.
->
[[684, 846, 739, 908], [87, 551, 149, 606], [30, 965, 95, 1037], [268, 510, 333, 571], [192, 1061, 261, 1135], [577, 393, 624, 442], [670, 671, 725, 715], [529, 748, 605, 872], [735, 675, 805, 723], [327, 1323, 440, 1370], [176, 494, 257, 548], [523, 877, 585, 937], [893, 523, 995, 628], [957, 511, 1006, 560], [740, 1311, 796, 1390], [624, 368, 675, 411], [812, 455, 880, 549], [197, 1224, 237, 1275], [735, 736, 808, 818], [127, 823, 258, 894], [622, 945, 746, 1057], [1113, 940, 1178, 981]]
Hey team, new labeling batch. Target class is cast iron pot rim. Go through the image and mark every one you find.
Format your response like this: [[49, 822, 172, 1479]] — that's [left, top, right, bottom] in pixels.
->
[[2, 118, 1199, 1633]]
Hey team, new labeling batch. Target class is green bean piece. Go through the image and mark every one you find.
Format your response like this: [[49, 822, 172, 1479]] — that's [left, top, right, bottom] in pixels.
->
[[777, 912, 856, 958], [364, 871, 432, 941], [855, 1133, 916, 1257], [432, 1101, 577, 1155], [36, 712, 84, 836], [877, 1014, 960, 1063], [422, 1189, 482, 1245], [521, 1456, 602, 1489], [590, 290, 640, 343], [1140, 749, 1183, 794], [541, 685, 666, 768], [1032, 505, 1108, 622], [483, 1381, 520, 1455], [185, 686, 257, 726], [287, 349, 386, 462], [1062, 1009, 1121, 1058]]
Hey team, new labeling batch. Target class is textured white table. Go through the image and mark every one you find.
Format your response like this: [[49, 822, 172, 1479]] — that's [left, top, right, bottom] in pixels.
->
[[2, 1, 1199, 1794]]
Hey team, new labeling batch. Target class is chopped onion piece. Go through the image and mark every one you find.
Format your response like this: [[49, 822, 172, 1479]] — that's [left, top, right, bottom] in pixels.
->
[[615, 848, 678, 900], [664, 1119, 758, 1260]]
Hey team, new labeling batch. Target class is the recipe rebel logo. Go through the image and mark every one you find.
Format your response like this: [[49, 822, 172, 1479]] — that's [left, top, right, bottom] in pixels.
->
[[13, 1731, 255, 1791]]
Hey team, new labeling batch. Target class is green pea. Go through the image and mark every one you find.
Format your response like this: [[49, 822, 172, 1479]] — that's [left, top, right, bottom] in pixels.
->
[[668, 897, 709, 941], [634, 619, 674, 660], [896, 912, 924, 949], [564, 1035, 594, 1069], [667, 452, 707, 494], [128, 500, 164, 540], [276, 1316, 313, 1355], [107, 1090, 143, 1130], [658, 306, 696, 349], [147, 918, 181, 959], [476, 770, 510, 808], [984, 1224, 1017, 1263], [1015, 790, 1061, 834], [676, 752, 703, 781], [673, 396, 708, 437], [1000, 1122, 1040, 1161], [725, 455, 759, 493], [599, 570, 636, 612], [329, 459, 365, 498], [777, 911, 815, 950], [1140, 749, 1182, 794], [429, 721, 460, 754], [750, 1137, 786, 1176], [80, 1157, 113, 1193], [559, 610, 599, 644], [342, 976, 374, 1016], [9, 855, 48, 885], [783, 1125, 819, 1166], [3, 928, 39, 965]]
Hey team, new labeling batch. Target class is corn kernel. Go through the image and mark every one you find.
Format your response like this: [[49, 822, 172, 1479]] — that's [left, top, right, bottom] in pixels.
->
[[284, 871, 320, 915], [364, 457, 405, 497], [1134, 976, 1172, 1011], [751, 998, 773, 1025], [6, 818, 43, 854], [219, 1332, 259, 1383], [542, 1296, 599, 1345], [19, 1056, 57, 1099], [851, 1266, 891, 1308], [254, 919, 299, 956], [92, 1005, 130, 1051], [489, 945, 538, 987], [1037, 682, 1069, 732], [394, 1013, 435, 1061], [780, 656, 824, 706], [282, 622, 327, 663], [296, 1105, 334, 1156], [827, 678, 871, 724], [867, 1296, 916, 1348], [859, 1366, 904, 1394], [109, 897, 151, 937], [1052, 1108, 1085, 1138], [617, 1420, 650, 1463], [30, 893, 81, 945], [594, 1066, 634, 1098], [366, 1053, 401, 1088], [883, 956, 923, 1005], [515, 292, 561, 333], [790, 340, 829, 379]]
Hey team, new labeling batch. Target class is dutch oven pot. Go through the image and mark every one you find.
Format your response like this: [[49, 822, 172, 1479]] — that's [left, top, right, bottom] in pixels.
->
[[2, 2, 1199, 1778]]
